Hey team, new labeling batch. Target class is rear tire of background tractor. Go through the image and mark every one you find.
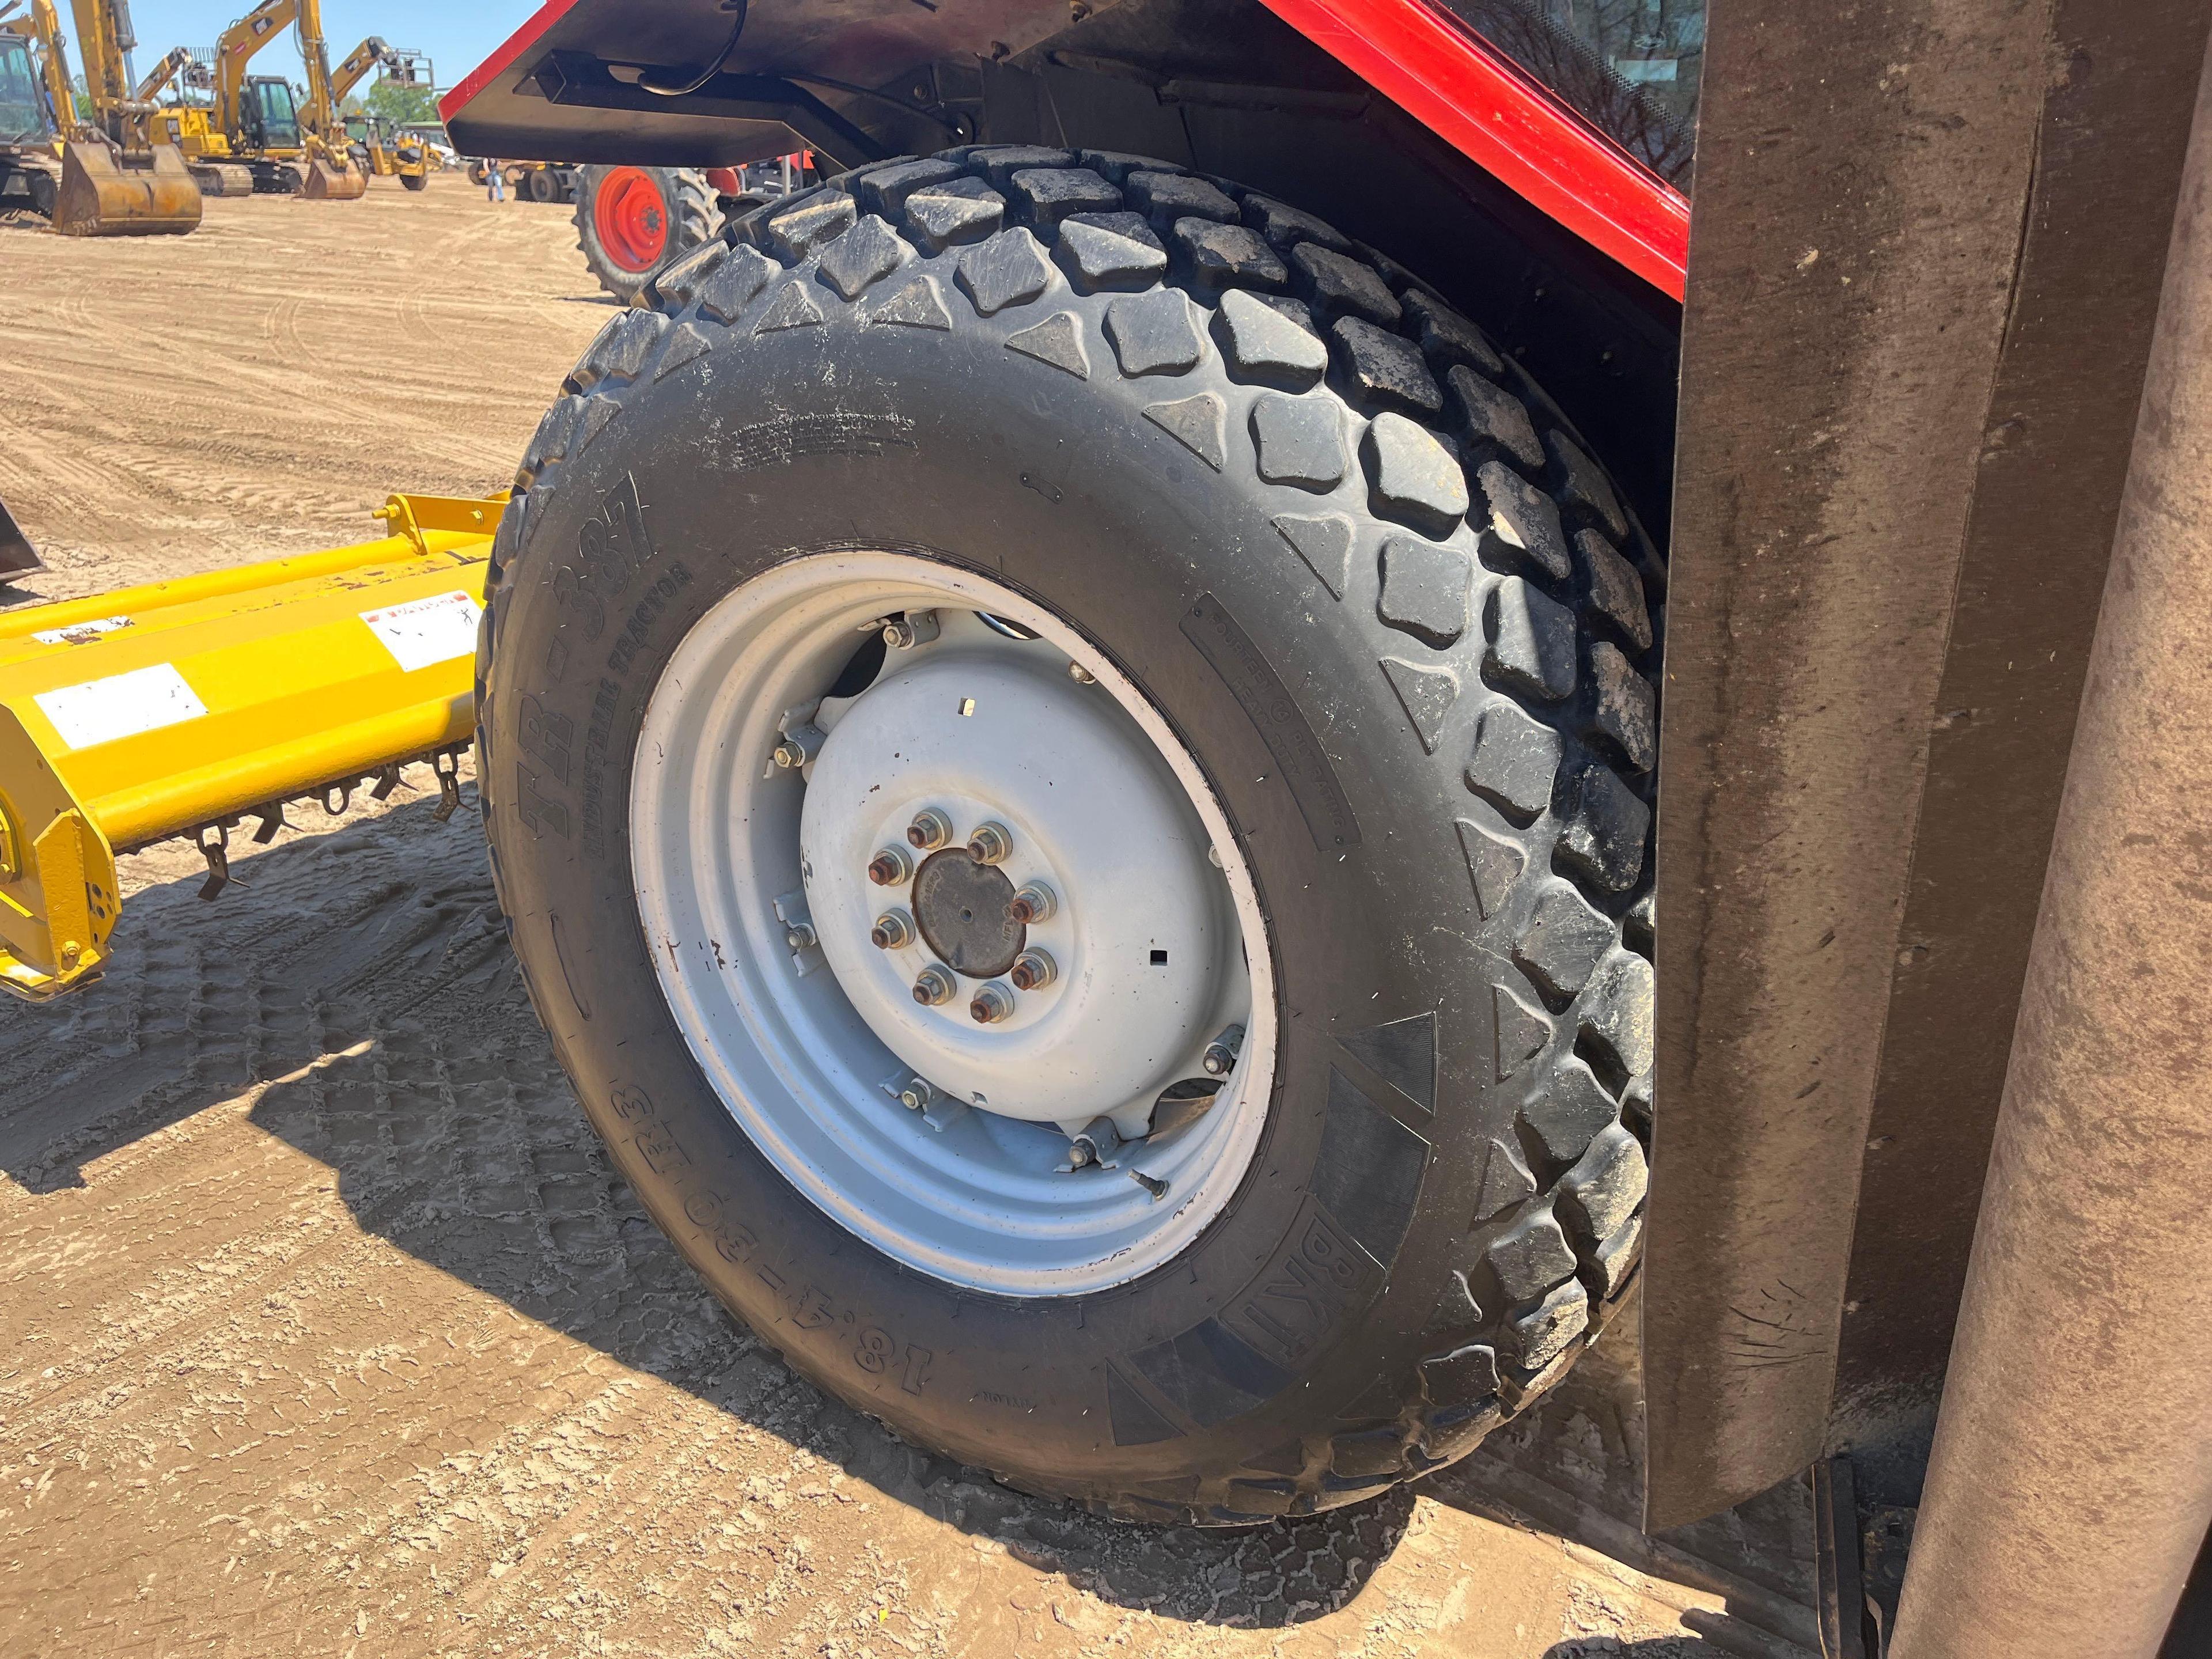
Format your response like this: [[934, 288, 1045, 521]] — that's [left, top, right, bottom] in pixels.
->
[[527, 166, 561, 204], [479, 149, 1661, 1524], [570, 164, 718, 306]]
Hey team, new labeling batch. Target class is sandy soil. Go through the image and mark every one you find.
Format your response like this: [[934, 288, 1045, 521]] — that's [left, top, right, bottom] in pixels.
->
[[0, 176, 1818, 1658]]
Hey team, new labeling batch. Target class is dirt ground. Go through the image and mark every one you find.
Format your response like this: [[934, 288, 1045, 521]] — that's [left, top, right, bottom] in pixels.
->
[[0, 175, 1819, 1658]]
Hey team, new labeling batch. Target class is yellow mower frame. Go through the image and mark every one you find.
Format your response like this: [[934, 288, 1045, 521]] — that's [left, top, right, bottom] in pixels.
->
[[0, 492, 499, 1001]]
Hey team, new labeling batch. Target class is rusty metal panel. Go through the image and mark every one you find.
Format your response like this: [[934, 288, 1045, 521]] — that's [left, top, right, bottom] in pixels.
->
[[1646, 0, 2208, 1528]]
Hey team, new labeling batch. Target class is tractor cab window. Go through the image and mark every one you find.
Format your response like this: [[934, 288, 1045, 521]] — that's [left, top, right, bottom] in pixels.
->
[[1442, 0, 1705, 187], [0, 37, 45, 144], [245, 78, 301, 148]]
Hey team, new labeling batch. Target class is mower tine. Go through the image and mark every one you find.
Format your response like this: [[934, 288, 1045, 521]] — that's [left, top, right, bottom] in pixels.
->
[[197, 823, 232, 901], [431, 751, 463, 822]]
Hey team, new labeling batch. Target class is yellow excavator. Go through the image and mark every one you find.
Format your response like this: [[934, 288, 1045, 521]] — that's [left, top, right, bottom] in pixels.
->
[[147, 0, 362, 197], [0, 0, 197, 234], [0, 0, 66, 219], [329, 37, 432, 191], [132, 46, 252, 198]]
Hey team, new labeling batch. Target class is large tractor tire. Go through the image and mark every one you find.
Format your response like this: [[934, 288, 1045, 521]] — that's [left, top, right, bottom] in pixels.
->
[[479, 147, 1660, 1525], [570, 162, 718, 305]]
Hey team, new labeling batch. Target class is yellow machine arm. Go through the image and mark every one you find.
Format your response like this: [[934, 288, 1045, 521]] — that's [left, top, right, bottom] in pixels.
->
[[20, 0, 79, 141], [132, 43, 197, 105], [66, 0, 142, 142], [294, 0, 341, 149], [328, 35, 392, 114], [210, 0, 295, 137], [0, 492, 500, 1001]]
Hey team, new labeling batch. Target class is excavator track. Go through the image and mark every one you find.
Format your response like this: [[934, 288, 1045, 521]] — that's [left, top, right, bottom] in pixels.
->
[[188, 162, 256, 198]]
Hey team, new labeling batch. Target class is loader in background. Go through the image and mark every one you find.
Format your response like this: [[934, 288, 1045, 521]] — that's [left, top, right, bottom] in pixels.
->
[[0, 0, 197, 234]]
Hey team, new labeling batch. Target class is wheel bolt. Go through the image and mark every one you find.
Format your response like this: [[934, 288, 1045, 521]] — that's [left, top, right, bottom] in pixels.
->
[[969, 981, 1017, 1024], [868, 846, 913, 886], [912, 964, 957, 1006], [870, 909, 915, 950], [772, 740, 808, 768], [1202, 1022, 1247, 1077], [967, 821, 1013, 865], [1009, 949, 1056, 991], [906, 808, 953, 851], [1008, 882, 1056, 925], [1068, 662, 1096, 684], [898, 1079, 932, 1111], [785, 920, 819, 952]]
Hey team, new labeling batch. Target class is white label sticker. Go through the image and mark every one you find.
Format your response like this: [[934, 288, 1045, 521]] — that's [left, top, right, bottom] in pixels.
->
[[34, 662, 207, 751], [32, 614, 134, 647], [359, 589, 483, 674]]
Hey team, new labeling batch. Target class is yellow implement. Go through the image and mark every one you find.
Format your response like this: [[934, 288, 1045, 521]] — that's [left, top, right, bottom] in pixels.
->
[[0, 491, 499, 1001]]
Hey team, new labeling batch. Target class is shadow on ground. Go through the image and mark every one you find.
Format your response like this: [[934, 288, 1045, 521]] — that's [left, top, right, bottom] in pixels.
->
[[0, 795, 1415, 1630]]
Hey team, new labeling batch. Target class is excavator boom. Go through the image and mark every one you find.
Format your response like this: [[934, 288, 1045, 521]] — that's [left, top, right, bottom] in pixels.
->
[[131, 43, 193, 104], [210, 0, 293, 137], [329, 36, 391, 109]]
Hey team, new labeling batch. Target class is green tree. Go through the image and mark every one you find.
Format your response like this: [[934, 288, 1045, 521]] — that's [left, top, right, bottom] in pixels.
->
[[364, 79, 439, 125]]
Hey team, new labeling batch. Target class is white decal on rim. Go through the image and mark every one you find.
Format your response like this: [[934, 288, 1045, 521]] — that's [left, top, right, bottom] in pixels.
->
[[32, 615, 134, 646], [34, 662, 207, 751], [359, 589, 483, 674]]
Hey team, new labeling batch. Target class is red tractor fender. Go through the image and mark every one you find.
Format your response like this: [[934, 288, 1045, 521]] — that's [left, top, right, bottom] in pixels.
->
[[1254, 0, 1686, 296], [443, 0, 1687, 296]]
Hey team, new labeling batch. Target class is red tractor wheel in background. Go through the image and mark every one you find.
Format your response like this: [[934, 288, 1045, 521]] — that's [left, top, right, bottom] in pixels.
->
[[571, 164, 718, 306]]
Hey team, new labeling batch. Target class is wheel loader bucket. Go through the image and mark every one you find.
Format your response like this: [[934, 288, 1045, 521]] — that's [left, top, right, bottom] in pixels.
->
[[51, 141, 202, 237], [301, 155, 366, 200]]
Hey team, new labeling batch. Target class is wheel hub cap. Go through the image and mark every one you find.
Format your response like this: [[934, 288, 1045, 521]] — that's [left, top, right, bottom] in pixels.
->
[[628, 554, 1276, 1294], [911, 851, 1021, 978], [801, 643, 1226, 1130]]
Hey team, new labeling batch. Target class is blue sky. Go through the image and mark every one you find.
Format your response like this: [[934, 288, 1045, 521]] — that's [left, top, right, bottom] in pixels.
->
[[113, 1, 532, 97]]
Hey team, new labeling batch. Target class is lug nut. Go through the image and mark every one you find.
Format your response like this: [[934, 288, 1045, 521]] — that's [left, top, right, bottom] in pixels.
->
[[1068, 661, 1096, 684], [967, 821, 1013, 865], [969, 981, 1017, 1024], [1009, 949, 1056, 991], [771, 722, 824, 770], [868, 846, 913, 886], [912, 964, 957, 1006], [1202, 1022, 1247, 1077], [870, 909, 915, 950], [1008, 881, 1056, 925], [906, 808, 953, 851], [785, 920, 819, 952], [881, 609, 940, 649], [897, 1078, 933, 1111]]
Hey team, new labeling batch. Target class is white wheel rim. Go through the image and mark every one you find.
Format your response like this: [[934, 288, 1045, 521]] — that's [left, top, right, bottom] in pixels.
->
[[630, 553, 1278, 1295]]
